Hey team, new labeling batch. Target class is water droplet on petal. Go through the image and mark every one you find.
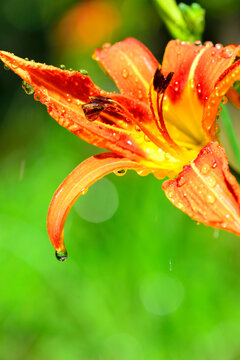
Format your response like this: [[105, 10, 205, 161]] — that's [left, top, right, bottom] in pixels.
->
[[135, 125, 141, 132], [201, 164, 210, 175], [204, 41, 213, 47], [60, 64, 66, 70], [212, 161, 217, 168], [215, 43, 223, 49], [81, 187, 88, 195], [22, 81, 34, 95], [114, 169, 127, 176], [177, 202, 184, 209], [222, 95, 228, 104], [138, 89, 143, 99], [206, 194, 215, 204], [206, 176, 216, 187], [79, 69, 88, 75], [177, 175, 185, 187], [55, 249, 68, 261], [220, 47, 233, 59], [194, 40, 202, 46], [103, 42, 111, 49], [122, 68, 128, 79]]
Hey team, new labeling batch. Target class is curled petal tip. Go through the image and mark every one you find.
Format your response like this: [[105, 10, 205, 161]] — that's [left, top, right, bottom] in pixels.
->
[[47, 153, 141, 258], [55, 249, 68, 262]]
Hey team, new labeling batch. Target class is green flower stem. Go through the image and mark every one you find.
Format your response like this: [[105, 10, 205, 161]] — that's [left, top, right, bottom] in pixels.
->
[[221, 104, 240, 169], [154, 0, 205, 42]]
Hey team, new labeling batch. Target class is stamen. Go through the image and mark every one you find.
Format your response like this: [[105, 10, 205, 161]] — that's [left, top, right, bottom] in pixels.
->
[[150, 69, 179, 149], [82, 102, 110, 121], [153, 68, 174, 94]]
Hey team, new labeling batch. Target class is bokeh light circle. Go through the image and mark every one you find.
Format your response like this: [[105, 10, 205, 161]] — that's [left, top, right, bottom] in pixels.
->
[[139, 273, 185, 316], [74, 177, 119, 223]]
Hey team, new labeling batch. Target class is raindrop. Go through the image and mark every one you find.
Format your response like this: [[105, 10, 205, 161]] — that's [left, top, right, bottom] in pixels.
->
[[102, 42, 111, 49], [22, 81, 34, 95], [215, 43, 223, 49], [114, 169, 127, 176], [194, 40, 202, 46], [220, 47, 233, 59], [81, 187, 88, 195], [79, 69, 88, 75], [25, 57, 29, 61], [138, 89, 143, 99], [213, 228, 219, 238], [122, 68, 129, 79], [177, 202, 184, 209], [55, 249, 68, 261], [201, 164, 210, 175], [206, 176, 217, 187], [222, 96, 228, 104], [177, 175, 185, 187], [19, 159, 26, 181], [60, 64, 66, 70], [206, 194, 215, 204], [204, 41, 213, 47]]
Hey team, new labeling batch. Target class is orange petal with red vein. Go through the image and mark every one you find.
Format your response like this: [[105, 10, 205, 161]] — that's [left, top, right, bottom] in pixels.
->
[[93, 38, 159, 103], [227, 87, 240, 110], [162, 41, 240, 104], [0, 51, 145, 160], [162, 142, 240, 236], [194, 44, 240, 103], [203, 59, 240, 138], [161, 40, 204, 102], [47, 153, 142, 260]]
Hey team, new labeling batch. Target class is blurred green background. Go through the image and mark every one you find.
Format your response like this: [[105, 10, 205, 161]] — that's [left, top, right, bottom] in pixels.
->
[[0, 0, 240, 359]]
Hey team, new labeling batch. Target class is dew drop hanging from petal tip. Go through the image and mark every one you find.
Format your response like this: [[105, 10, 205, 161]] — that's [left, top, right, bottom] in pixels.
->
[[55, 249, 68, 261]]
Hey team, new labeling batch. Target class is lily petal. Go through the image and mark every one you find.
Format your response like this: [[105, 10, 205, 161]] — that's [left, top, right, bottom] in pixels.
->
[[0, 51, 145, 160], [227, 88, 240, 110], [93, 38, 159, 103], [203, 59, 240, 138], [47, 153, 142, 260], [162, 142, 240, 236], [161, 41, 240, 144]]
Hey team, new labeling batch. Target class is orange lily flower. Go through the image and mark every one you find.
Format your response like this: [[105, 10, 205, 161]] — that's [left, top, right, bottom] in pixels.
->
[[1, 38, 240, 261]]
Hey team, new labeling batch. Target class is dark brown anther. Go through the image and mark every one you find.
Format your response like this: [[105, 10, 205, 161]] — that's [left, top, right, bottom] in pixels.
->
[[82, 103, 109, 121], [82, 96, 117, 121], [89, 96, 114, 104], [153, 68, 174, 94]]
